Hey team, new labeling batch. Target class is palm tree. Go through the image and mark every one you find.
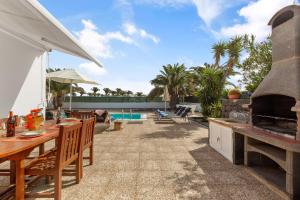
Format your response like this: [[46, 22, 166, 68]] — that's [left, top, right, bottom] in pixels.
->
[[149, 63, 186, 109], [115, 88, 123, 96], [212, 36, 243, 79], [136, 92, 144, 97], [212, 41, 226, 67], [110, 91, 117, 96], [126, 90, 133, 96], [103, 88, 111, 96], [74, 87, 86, 96], [209, 36, 243, 99], [225, 36, 243, 76], [91, 87, 100, 97], [120, 90, 126, 96]]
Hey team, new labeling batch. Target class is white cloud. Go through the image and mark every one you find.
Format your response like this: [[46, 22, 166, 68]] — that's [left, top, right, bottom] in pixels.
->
[[77, 19, 159, 58], [135, 0, 189, 7], [134, 0, 229, 26], [78, 62, 107, 76], [115, 0, 135, 21], [191, 0, 223, 26], [219, 0, 296, 41], [77, 19, 134, 58], [123, 23, 160, 44]]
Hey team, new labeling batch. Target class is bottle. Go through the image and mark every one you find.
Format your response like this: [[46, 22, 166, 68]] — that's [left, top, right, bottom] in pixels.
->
[[6, 111, 16, 137]]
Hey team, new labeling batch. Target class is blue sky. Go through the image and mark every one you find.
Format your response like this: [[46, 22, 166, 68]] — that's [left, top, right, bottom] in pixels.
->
[[39, 0, 295, 94]]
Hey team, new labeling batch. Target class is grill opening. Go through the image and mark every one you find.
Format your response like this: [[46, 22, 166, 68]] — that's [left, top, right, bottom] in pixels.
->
[[252, 95, 297, 136]]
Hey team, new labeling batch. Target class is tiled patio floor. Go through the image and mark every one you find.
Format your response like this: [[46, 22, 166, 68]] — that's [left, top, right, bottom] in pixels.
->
[[0, 114, 283, 199]]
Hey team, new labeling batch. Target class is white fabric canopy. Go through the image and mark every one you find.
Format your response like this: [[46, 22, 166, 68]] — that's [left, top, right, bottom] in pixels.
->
[[47, 69, 99, 110], [162, 85, 170, 112], [0, 0, 103, 67], [47, 69, 99, 85]]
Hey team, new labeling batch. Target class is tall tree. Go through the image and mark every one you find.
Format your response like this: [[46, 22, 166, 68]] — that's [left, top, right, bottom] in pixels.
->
[[212, 36, 243, 81], [238, 35, 272, 92], [212, 41, 226, 67], [126, 90, 133, 96], [115, 88, 123, 96], [91, 87, 100, 97], [103, 88, 111, 96], [136, 92, 144, 97], [110, 91, 117, 96], [149, 63, 186, 109], [188, 37, 242, 117], [74, 87, 86, 96]]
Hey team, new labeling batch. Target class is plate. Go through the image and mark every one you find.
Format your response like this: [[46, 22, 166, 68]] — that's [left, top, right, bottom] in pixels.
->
[[64, 118, 77, 120], [20, 131, 43, 138], [57, 122, 74, 126]]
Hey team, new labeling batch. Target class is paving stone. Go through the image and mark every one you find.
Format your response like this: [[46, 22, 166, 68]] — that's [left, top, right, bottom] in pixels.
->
[[0, 113, 283, 200]]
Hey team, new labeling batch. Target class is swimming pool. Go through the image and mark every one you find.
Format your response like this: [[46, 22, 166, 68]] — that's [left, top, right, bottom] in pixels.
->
[[110, 113, 146, 120]]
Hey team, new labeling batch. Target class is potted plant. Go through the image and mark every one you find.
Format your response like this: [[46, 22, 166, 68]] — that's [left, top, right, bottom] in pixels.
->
[[228, 88, 241, 99]]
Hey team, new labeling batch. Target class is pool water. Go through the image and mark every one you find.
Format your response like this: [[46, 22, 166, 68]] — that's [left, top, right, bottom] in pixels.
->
[[111, 113, 144, 120]]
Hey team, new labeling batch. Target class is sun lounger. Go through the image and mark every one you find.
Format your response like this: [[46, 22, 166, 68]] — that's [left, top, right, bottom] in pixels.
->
[[157, 107, 192, 122]]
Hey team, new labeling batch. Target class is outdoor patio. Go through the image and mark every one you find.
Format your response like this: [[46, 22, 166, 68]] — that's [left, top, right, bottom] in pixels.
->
[[0, 113, 282, 200]]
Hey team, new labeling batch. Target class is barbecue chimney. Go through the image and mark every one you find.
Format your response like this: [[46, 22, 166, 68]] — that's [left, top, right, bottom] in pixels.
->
[[251, 5, 300, 139]]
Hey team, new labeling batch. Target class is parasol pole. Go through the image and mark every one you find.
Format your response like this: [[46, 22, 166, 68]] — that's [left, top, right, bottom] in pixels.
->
[[69, 81, 73, 111], [48, 78, 51, 103], [165, 101, 167, 112]]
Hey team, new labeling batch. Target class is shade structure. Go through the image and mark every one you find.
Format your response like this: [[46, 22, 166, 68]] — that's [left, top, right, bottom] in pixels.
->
[[0, 0, 103, 68], [47, 69, 99, 110], [162, 85, 170, 112]]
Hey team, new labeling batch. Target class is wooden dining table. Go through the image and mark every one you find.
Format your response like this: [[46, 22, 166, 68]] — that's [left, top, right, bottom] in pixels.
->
[[0, 121, 62, 200]]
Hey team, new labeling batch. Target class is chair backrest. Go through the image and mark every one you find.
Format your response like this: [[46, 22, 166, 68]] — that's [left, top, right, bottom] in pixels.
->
[[174, 106, 183, 114], [82, 117, 96, 150], [56, 122, 83, 169], [176, 107, 186, 115], [71, 111, 95, 120], [180, 107, 192, 117]]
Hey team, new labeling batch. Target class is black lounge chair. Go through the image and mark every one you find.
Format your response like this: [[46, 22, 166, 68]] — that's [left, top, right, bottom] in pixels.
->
[[158, 107, 192, 123], [176, 106, 186, 116], [180, 107, 192, 122], [174, 106, 183, 114]]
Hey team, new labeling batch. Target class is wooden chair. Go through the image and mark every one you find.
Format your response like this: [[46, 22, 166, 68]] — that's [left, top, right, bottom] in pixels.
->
[[80, 117, 96, 176], [25, 122, 83, 200], [71, 111, 95, 120]]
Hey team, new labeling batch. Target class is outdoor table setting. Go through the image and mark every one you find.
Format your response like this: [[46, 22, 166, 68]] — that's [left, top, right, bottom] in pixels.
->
[[0, 110, 80, 200]]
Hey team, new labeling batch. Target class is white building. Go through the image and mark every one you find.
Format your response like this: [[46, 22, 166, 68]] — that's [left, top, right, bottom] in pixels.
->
[[0, 0, 102, 118]]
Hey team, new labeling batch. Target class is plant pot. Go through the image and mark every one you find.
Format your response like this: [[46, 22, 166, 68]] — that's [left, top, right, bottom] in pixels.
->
[[228, 94, 240, 99], [114, 121, 123, 131]]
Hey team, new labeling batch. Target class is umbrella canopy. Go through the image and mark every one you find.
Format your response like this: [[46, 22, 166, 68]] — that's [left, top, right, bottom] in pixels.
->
[[46, 69, 98, 85], [47, 69, 99, 110], [162, 85, 170, 112], [162, 85, 170, 102]]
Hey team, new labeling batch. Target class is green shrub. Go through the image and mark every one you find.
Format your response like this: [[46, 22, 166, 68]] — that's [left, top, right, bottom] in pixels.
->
[[222, 89, 229, 99], [196, 67, 224, 117], [209, 102, 222, 118]]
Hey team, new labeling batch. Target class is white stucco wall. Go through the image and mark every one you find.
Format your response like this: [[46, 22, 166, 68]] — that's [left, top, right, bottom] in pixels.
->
[[63, 102, 169, 110], [0, 31, 46, 118]]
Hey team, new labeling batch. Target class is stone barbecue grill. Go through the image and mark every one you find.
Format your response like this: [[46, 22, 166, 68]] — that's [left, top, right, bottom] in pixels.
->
[[250, 5, 300, 140], [209, 5, 300, 200]]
